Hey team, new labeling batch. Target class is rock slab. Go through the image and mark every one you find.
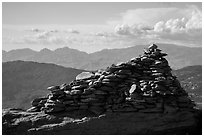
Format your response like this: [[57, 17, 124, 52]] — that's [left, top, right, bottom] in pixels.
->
[[2, 108, 201, 135]]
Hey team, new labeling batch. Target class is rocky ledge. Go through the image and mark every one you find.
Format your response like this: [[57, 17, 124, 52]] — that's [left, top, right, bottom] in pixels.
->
[[2, 44, 202, 135], [2, 108, 201, 135]]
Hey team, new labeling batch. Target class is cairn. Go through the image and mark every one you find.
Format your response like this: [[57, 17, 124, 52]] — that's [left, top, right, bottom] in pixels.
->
[[27, 44, 195, 115]]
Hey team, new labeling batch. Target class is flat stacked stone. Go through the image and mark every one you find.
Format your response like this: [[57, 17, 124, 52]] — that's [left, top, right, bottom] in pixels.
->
[[27, 44, 195, 115]]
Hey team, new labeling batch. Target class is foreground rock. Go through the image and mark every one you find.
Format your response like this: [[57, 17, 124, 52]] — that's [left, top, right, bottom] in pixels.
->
[[2, 108, 201, 135], [2, 44, 202, 134]]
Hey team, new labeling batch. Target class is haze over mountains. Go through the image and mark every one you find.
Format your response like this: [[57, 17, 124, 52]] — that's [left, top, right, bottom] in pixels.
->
[[3, 43, 202, 70]]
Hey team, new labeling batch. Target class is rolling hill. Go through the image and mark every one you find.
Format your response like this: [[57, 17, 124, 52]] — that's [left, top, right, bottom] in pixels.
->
[[172, 65, 202, 109], [3, 43, 202, 70], [2, 61, 84, 109]]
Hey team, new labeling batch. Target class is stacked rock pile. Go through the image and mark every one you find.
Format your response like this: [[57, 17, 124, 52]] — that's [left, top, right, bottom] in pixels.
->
[[27, 44, 195, 115]]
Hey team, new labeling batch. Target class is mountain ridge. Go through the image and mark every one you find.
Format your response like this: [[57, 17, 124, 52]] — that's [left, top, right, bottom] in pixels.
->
[[3, 43, 201, 70]]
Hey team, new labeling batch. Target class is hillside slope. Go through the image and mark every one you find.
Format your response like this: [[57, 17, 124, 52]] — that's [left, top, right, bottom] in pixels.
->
[[2, 61, 84, 109], [172, 65, 202, 109]]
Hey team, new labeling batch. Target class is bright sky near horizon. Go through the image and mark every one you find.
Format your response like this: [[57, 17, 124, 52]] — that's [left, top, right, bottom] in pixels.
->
[[2, 2, 202, 53]]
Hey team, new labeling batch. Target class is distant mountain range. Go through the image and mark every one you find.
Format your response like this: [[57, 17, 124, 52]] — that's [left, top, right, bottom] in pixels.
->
[[2, 61, 202, 109], [3, 43, 202, 70]]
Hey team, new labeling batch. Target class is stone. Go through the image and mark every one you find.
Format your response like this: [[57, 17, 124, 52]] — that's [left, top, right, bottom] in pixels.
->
[[51, 89, 64, 95], [116, 69, 131, 75], [101, 81, 117, 87], [116, 74, 128, 79], [139, 108, 163, 113], [90, 102, 105, 106], [44, 106, 65, 113], [64, 94, 73, 100], [89, 106, 105, 115], [114, 107, 138, 112], [129, 84, 137, 94], [164, 105, 178, 113], [76, 72, 94, 80], [27, 107, 40, 112], [94, 90, 108, 95], [31, 97, 47, 107], [152, 73, 163, 77], [104, 74, 117, 79], [132, 104, 146, 109], [47, 86, 60, 91], [99, 86, 113, 92], [63, 100, 74, 105], [60, 83, 69, 90], [70, 90, 83, 95], [44, 102, 65, 108], [83, 88, 94, 95], [79, 105, 89, 110], [81, 94, 96, 99], [65, 106, 79, 111], [148, 44, 158, 50], [81, 98, 99, 103], [72, 85, 87, 90]]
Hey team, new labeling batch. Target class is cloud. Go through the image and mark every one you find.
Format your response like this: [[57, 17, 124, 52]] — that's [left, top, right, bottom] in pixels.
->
[[21, 30, 67, 45], [153, 6, 201, 33], [115, 24, 131, 35], [24, 28, 43, 32], [49, 29, 58, 33], [115, 24, 153, 36], [26, 28, 60, 33], [31, 28, 41, 32], [35, 31, 50, 39], [110, 7, 184, 26], [3, 5, 201, 53], [67, 29, 80, 34], [113, 5, 201, 46], [95, 32, 108, 37], [185, 6, 201, 30]]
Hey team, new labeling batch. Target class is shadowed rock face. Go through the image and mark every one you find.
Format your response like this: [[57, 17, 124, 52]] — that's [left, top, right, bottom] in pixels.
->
[[2, 108, 201, 135], [2, 44, 202, 135]]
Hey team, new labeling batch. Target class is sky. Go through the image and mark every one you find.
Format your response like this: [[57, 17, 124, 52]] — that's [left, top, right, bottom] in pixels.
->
[[2, 2, 202, 53]]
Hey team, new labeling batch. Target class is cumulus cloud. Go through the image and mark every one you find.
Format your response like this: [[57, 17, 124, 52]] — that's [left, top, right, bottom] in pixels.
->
[[110, 7, 184, 26], [114, 5, 201, 46], [153, 7, 201, 34], [35, 31, 50, 39], [115, 24, 131, 35], [115, 24, 153, 36]]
